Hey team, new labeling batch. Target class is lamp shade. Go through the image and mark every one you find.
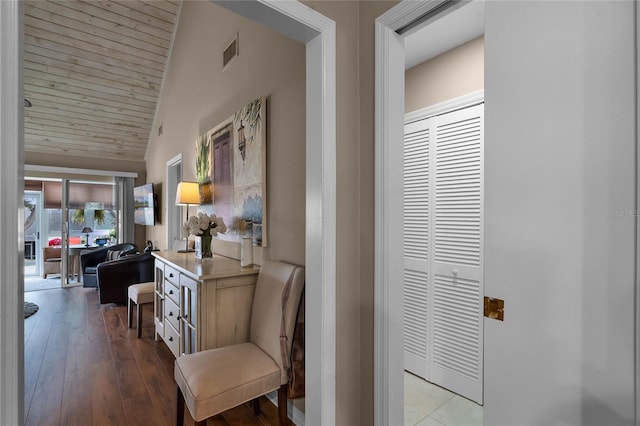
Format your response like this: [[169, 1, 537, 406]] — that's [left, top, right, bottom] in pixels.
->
[[175, 181, 200, 206], [81, 227, 93, 234]]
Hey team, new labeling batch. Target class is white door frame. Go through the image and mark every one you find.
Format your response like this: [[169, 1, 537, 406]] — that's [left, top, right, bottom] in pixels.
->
[[0, 1, 336, 425], [376, 3, 486, 422], [166, 153, 183, 250], [211, 3, 336, 424], [0, 1, 24, 424], [375, 1, 479, 424], [375, 3, 431, 424]]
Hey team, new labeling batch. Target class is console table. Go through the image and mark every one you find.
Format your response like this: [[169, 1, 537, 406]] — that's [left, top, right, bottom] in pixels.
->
[[151, 251, 260, 358]]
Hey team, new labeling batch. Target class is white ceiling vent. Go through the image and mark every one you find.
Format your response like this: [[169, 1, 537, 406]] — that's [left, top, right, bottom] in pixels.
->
[[223, 33, 239, 70]]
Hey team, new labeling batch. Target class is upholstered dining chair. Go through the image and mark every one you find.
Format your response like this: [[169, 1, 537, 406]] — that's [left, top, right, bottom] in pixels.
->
[[174, 260, 305, 426], [42, 246, 62, 278]]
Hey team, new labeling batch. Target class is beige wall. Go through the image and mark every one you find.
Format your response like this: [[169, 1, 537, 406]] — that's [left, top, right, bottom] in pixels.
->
[[145, 1, 306, 268], [405, 36, 484, 113]]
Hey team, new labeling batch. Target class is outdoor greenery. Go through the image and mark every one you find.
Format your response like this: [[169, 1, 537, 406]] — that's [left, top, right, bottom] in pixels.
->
[[70, 209, 107, 226]]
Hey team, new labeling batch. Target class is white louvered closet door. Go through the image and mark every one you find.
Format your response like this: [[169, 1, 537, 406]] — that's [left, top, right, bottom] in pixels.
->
[[431, 104, 483, 404], [403, 120, 431, 379], [403, 103, 484, 404]]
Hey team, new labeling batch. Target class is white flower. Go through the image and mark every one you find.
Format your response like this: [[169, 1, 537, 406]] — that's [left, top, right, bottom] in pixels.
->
[[183, 212, 227, 237], [181, 222, 190, 238]]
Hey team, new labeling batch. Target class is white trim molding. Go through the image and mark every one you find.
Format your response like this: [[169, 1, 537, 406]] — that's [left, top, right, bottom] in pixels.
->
[[405, 90, 484, 124], [374, 17, 406, 426], [265, 391, 306, 426], [212, 2, 336, 424], [0, 1, 24, 424], [635, 0, 640, 424], [24, 164, 138, 178]]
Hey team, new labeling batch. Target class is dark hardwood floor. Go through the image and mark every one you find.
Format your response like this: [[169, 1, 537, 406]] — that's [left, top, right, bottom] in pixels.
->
[[24, 287, 283, 426]]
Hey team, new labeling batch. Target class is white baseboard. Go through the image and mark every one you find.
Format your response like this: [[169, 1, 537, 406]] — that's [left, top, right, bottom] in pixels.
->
[[265, 391, 305, 426]]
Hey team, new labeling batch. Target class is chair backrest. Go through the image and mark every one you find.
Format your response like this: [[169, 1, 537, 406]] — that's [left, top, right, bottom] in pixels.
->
[[107, 243, 138, 256], [43, 246, 61, 260], [249, 260, 304, 385]]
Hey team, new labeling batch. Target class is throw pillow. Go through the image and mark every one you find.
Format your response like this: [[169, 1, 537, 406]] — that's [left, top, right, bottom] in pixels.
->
[[106, 250, 124, 261]]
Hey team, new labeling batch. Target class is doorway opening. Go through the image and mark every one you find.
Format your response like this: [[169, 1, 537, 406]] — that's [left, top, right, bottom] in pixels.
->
[[375, 1, 485, 424], [23, 176, 122, 292], [166, 154, 183, 250], [23, 190, 42, 279]]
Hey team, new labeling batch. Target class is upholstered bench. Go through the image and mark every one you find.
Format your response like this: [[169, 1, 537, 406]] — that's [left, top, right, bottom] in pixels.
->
[[127, 282, 155, 338]]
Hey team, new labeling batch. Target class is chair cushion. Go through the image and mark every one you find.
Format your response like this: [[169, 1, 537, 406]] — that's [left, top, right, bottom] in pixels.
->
[[128, 282, 155, 304], [174, 342, 280, 422]]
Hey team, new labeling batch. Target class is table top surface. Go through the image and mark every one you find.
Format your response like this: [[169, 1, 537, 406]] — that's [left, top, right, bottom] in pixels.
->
[[152, 250, 260, 281]]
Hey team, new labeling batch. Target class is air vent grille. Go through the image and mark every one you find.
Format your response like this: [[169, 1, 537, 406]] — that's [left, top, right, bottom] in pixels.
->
[[223, 34, 238, 69]]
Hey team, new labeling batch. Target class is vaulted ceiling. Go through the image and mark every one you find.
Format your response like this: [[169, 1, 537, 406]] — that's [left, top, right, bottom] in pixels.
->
[[23, 0, 180, 163]]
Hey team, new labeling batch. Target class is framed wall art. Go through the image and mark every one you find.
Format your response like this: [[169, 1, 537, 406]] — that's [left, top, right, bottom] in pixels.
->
[[196, 96, 267, 246]]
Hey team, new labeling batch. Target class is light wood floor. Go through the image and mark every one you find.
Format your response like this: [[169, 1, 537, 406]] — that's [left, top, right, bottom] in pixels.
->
[[24, 287, 282, 426]]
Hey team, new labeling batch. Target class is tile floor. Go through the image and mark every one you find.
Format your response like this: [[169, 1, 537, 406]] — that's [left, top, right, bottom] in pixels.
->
[[404, 372, 483, 426]]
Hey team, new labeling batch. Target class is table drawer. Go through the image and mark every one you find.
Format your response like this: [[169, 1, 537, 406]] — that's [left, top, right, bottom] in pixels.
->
[[164, 297, 180, 332], [164, 322, 180, 358], [165, 280, 180, 305], [165, 265, 180, 287]]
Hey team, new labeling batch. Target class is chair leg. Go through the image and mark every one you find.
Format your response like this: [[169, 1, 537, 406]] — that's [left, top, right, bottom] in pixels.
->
[[176, 385, 185, 426], [127, 298, 133, 329], [136, 302, 143, 338], [252, 397, 261, 416], [278, 385, 288, 426]]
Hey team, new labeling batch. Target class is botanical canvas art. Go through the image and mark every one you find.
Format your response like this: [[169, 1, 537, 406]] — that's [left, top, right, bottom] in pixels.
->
[[195, 96, 267, 246]]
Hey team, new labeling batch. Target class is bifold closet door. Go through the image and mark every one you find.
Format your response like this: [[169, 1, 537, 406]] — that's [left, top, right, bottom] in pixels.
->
[[403, 120, 431, 380], [430, 104, 484, 404], [403, 103, 484, 404]]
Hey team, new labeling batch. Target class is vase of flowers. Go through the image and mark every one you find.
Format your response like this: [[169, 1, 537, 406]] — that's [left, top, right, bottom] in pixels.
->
[[183, 212, 227, 262]]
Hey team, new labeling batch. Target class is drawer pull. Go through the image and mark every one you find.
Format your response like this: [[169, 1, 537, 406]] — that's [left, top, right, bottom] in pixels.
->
[[169, 311, 173, 316], [169, 273, 174, 278], [168, 336, 173, 342], [169, 290, 173, 295]]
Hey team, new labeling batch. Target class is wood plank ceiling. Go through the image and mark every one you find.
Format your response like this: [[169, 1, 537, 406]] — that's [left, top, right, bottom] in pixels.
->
[[23, 0, 180, 163]]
